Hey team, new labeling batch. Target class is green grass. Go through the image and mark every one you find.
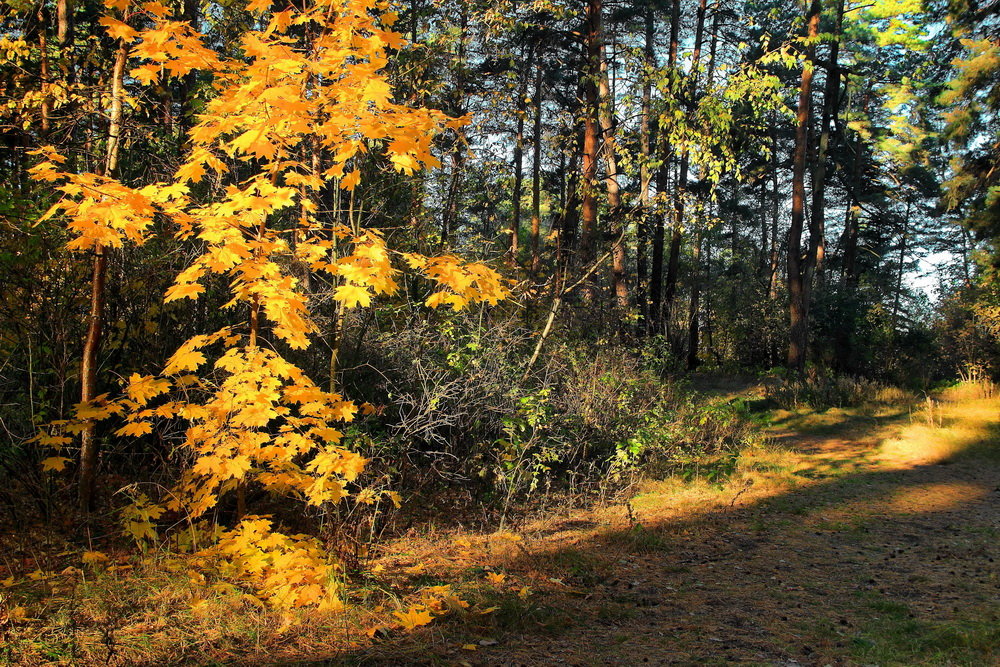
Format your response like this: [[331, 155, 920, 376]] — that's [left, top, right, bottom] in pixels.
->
[[622, 524, 670, 554], [852, 593, 1000, 665]]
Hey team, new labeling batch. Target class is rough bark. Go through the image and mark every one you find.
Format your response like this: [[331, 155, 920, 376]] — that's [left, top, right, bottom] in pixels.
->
[[636, 4, 655, 331], [530, 61, 543, 274], [511, 44, 531, 263], [649, 0, 681, 335], [595, 3, 628, 312], [806, 0, 844, 296], [685, 0, 715, 370], [579, 0, 601, 268], [786, 0, 820, 374], [661, 0, 684, 326]]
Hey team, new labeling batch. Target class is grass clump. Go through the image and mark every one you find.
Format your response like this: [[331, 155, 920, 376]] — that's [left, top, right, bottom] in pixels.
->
[[764, 372, 916, 410], [853, 595, 1000, 666]]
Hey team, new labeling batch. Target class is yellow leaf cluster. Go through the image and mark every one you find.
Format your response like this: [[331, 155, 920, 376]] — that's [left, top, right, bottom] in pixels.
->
[[198, 518, 341, 610], [27, 152, 160, 252], [25, 0, 510, 612], [420, 256, 509, 310], [120, 492, 165, 544]]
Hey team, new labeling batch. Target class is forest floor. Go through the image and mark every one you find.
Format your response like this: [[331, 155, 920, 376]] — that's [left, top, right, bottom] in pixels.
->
[[336, 382, 1000, 666], [2, 381, 999, 665]]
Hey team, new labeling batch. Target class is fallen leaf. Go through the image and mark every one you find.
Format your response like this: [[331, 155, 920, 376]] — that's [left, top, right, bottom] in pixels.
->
[[82, 551, 109, 565], [394, 605, 433, 631]]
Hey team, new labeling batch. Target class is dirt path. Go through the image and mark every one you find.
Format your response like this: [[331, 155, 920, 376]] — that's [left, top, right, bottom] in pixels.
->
[[344, 394, 1000, 666]]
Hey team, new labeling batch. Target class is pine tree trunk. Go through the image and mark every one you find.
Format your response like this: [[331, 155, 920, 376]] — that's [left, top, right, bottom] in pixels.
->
[[650, 0, 681, 335], [661, 0, 684, 330], [769, 118, 781, 299], [685, 0, 715, 369], [786, 0, 820, 375], [636, 5, 655, 332], [579, 0, 601, 270], [594, 3, 628, 313], [530, 61, 543, 275], [805, 0, 843, 299], [511, 44, 531, 264]]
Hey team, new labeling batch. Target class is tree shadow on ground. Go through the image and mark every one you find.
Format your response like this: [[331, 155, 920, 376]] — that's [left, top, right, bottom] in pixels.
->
[[321, 416, 1000, 666]]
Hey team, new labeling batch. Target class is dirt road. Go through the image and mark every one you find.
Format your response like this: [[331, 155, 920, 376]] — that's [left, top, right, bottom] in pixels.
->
[[348, 393, 1000, 666]]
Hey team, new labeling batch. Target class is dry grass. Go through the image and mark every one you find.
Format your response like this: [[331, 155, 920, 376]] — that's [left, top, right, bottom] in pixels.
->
[[878, 396, 1000, 467], [1, 380, 997, 665]]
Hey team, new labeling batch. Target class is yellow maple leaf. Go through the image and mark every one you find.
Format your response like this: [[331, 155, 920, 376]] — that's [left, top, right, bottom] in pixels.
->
[[393, 605, 433, 631], [82, 551, 109, 565], [165, 281, 204, 302], [130, 63, 160, 85], [334, 284, 372, 308], [355, 488, 377, 504], [115, 421, 153, 437], [223, 455, 252, 480], [175, 160, 207, 183], [40, 456, 72, 472], [98, 16, 138, 41], [141, 1, 171, 17], [7, 606, 37, 623], [340, 168, 361, 191], [485, 571, 505, 585], [37, 433, 72, 448], [126, 373, 171, 403], [74, 398, 114, 420], [163, 348, 206, 375]]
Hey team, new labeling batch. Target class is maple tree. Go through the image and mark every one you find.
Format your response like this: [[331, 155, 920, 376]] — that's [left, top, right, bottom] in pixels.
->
[[29, 0, 506, 607]]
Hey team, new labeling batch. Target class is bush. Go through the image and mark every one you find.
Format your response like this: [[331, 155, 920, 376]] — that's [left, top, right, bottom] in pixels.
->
[[343, 315, 764, 511]]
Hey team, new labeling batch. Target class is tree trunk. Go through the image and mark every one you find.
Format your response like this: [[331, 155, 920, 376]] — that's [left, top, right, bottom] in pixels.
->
[[649, 166, 667, 334], [685, 0, 714, 370], [78, 41, 127, 512], [558, 126, 582, 272], [530, 61, 543, 275], [786, 0, 820, 375], [511, 44, 531, 264], [579, 0, 601, 270], [636, 4, 655, 332], [661, 0, 684, 327], [805, 0, 844, 298], [769, 117, 781, 299], [37, 7, 51, 136], [890, 199, 912, 333], [687, 227, 702, 370], [650, 0, 682, 335], [594, 2, 628, 313], [57, 0, 72, 49], [840, 101, 865, 290], [441, 4, 468, 247]]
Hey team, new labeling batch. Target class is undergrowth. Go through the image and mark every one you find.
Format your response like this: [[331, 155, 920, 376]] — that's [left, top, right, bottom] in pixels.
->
[[763, 370, 917, 410], [347, 313, 765, 518]]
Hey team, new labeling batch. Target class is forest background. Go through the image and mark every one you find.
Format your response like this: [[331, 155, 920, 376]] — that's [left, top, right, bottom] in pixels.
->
[[1, 0, 1000, 656]]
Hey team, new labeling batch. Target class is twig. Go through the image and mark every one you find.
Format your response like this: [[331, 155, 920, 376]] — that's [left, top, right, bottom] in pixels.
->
[[522, 242, 619, 380]]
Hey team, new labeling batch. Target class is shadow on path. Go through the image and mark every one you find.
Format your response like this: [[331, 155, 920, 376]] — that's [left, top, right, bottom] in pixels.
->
[[318, 405, 1000, 666]]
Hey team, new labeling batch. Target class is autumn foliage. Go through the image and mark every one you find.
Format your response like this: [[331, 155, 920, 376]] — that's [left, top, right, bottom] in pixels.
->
[[28, 0, 507, 609]]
